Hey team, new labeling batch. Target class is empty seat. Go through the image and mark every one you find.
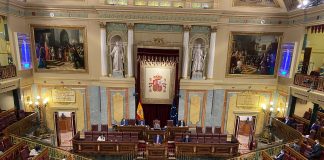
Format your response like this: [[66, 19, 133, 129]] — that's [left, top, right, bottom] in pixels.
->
[[130, 132, 138, 142], [101, 124, 108, 132], [128, 119, 136, 126], [219, 134, 227, 143], [116, 132, 123, 142], [190, 133, 198, 143], [196, 126, 203, 133], [20, 148, 31, 160], [84, 131, 93, 141], [91, 124, 98, 131], [205, 126, 212, 134], [167, 120, 174, 127], [107, 133, 116, 142], [3, 138, 12, 150], [197, 133, 205, 143], [214, 127, 221, 134], [212, 134, 220, 143], [175, 133, 183, 142], [204, 134, 213, 143], [122, 132, 130, 141]]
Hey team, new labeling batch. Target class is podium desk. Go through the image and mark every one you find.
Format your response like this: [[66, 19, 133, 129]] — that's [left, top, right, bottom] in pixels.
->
[[116, 125, 147, 139], [146, 129, 167, 142], [147, 144, 167, 160]]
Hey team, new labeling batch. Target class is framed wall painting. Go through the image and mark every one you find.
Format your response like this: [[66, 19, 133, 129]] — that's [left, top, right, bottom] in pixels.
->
[[233, 0, 280, 7], [226, 32, 283, 78], [30, 25, 87, 73]]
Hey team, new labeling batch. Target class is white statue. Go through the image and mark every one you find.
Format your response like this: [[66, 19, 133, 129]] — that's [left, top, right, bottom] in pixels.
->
[[191, 44, 205, 73], [110, 41, 124, 72]]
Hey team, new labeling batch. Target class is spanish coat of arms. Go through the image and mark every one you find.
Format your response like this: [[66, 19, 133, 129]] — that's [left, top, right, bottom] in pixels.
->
[[149, 75, 167, 92]]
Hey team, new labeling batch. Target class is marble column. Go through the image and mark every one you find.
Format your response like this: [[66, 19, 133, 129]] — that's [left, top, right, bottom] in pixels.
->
[[127, 23, 134, 77], [182, 25, 191, 79], [207, 26, 217, 79], [100, 22, 108, 76]]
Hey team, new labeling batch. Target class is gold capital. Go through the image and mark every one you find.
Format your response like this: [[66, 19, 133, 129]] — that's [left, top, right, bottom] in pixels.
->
[[183, 25, 191, 32]]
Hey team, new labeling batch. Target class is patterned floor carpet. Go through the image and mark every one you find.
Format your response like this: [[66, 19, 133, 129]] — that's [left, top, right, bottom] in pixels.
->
[[59, 131, 73, 151]]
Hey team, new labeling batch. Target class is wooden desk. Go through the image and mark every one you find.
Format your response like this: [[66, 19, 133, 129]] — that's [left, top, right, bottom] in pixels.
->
[[146, 129, 167, 142], [116, 125, 147, 139], [147, 144, 167, 160], [72, 131, 138, 155], [175, 142, 239, 158]]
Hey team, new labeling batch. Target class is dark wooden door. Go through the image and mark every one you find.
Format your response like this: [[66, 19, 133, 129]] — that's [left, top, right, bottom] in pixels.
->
[[71, 112, 77, 136], [54, 112, 61, 146], [302, 47, 312, 74]]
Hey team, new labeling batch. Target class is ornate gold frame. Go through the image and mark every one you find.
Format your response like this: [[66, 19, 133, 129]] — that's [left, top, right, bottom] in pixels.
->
[[225, 31, 283, 78], [140, 60, 176, 104], [30, 24, 88, 73]]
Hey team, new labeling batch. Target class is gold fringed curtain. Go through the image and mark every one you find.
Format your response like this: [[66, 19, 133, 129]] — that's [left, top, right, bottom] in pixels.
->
[[307, 24, 324, 33]]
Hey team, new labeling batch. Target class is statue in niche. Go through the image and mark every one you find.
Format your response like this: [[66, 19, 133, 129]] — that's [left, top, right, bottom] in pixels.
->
[[191, 43, 205, 73], [110, 41, 124, 72]]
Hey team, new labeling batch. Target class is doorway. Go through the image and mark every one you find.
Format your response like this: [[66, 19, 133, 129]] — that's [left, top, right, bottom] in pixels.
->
[[54, 111, 76, 150], [234, 115, 256, 152]]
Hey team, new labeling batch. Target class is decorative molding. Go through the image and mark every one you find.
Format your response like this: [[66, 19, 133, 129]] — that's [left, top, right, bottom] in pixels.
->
[[134, 23, 183, 33]]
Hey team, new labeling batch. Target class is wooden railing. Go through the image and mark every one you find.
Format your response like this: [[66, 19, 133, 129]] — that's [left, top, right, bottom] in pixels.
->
[[294, 73, 324, 92], [0, 141, 25, 160], [10, 135, 91, 160], [283, 145, 308, 160], [33, 148, 49, 160], [0, 65, 17, 80], [271, 117, 303, 142], [3, 112, 37, 136], [261, 151, 273, 160]]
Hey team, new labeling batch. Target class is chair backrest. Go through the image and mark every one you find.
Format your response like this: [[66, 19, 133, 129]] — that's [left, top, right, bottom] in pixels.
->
[[84, 131, 93, 141], [20, 148, 30, 160], [190, 133, 198, 143], [204, 134, 213, 143], [205, 126, 212, 134], [128, 119, 136, 125], [92, 131, 103, 141], [167, 120, 174, 127], [3, 138, 12, 150], [107, 133, 116, 141], [122, 132, 130, 141], [130, 132, 138, 142], [196, 126, 203, 133], [212, 134, 220, 143], [214, 127, 221, 134], [219, 134, 227, 143], [91, 124, 98, 131], [101, 124, 108, 132], [197, 133, 204, 143], [295, 124, 304, 133], [116, 132, 123, 141], [153, 120, 160, 126], [175, 133, 183, 142]]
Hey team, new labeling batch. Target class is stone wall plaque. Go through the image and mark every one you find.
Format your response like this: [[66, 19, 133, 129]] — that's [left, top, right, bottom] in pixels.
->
[[52, 89, 76, 103], [236, 93, 260, 108]]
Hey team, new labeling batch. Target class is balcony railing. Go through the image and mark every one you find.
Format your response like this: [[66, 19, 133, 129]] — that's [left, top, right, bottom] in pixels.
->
[[294, 73, 324, 92], [0, 65, 17, 80], [106, 0, 215, 9]]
